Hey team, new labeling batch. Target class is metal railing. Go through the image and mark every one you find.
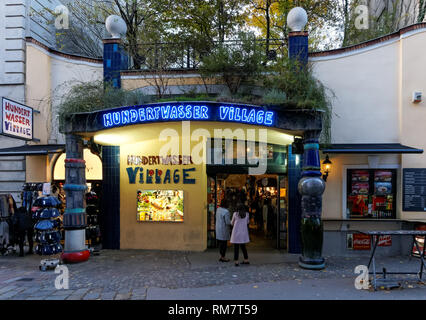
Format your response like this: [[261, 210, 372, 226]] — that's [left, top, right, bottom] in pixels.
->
[[126, 38, 287, 71]]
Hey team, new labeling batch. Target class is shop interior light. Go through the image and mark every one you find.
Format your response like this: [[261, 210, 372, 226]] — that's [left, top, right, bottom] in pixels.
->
[[94, 133, 126, 145], [322, 154, 332, 182]]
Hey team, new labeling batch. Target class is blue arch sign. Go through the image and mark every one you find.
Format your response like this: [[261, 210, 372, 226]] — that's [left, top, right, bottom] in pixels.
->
[[102, 102, 275, 129]]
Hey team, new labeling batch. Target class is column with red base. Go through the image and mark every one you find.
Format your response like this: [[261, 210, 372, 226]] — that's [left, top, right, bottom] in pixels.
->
[[61, 134, 89, 263]]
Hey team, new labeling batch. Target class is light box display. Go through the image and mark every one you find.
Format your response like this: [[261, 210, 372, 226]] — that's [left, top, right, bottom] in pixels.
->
[[137, 190, 184, 222]]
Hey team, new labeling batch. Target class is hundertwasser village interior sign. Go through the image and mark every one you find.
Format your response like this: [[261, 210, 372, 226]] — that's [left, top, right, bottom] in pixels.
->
[[126, 154, 196, 185], [103, 103, 275, 128], [1, 97, 33, 140]]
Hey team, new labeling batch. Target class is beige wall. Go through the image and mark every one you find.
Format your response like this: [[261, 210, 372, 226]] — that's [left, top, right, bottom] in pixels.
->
[[311, 40, 400, 144], [26, 45, 52, 145], [24, 42, 103, 184], [122, 74, 218, 92], [399, 30, 426, 220], [312, 28, 426, 222], [26, 155, 49, 182]]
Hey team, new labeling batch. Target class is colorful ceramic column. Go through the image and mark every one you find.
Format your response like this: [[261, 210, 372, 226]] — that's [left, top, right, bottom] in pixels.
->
[[298, 130, 325, 269], [61, 134, 89, 263], [103, 38, 128, 89]]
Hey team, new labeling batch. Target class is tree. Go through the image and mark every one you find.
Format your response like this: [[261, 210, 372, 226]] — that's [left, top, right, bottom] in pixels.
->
[[246, 0, 280, 56], [341, 0, 424, 47], [163, 0, 249, 47], [245, 0, 339, 51], [42, 0, 169, 67]]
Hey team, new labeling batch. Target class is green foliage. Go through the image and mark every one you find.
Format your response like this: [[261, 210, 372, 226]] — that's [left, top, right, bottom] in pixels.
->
[[155, 94, 215, 103], [262, 88, 287, 105], [57, 81, 151, 131], [263, 57, 334, 143], [199, 32, 265, 95]]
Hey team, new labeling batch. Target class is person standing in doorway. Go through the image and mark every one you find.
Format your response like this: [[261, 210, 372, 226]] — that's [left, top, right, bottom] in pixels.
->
[[231, 203, 250, 266], [215, 199, 231, 262]]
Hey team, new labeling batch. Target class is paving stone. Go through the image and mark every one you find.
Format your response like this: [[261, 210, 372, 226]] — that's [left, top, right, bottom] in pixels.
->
[[52, 289, 75, 296], [115, 293, 131, 300], [20, 287, 41, 295], [45, 295, 70, 300], [0, 285, 18, 294], [66, 295, 86, 300], [100, 292, 116, 300], [0, 250, 423, 299], [0, 291, 20, 299], [83, 292, 101, 300]]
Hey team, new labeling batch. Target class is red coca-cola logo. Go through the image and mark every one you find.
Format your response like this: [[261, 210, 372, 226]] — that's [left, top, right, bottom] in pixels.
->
[[354, 239, 370, 245], [353, 234, 371, 250], [378, 235, 392, 247]]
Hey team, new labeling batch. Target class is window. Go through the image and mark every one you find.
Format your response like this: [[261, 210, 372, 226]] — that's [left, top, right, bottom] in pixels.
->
[[346, 169, 396, 219]]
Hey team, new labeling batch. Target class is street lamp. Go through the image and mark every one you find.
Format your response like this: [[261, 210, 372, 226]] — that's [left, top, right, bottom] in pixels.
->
[[322, 154, 332, 182]]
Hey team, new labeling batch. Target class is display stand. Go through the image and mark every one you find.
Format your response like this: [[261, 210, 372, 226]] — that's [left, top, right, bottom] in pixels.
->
[[33, 196, 63, 271], [85, 191, 101, 254]]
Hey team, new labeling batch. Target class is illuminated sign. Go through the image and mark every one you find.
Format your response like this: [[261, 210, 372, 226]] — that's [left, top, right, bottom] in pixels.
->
[[101, 103, 275, 128], [1, 97, 33, 140], [219, 106, 274, 126], [126, 154, 196, 185]]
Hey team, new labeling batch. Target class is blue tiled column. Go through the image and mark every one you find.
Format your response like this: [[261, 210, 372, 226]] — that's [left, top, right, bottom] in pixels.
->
[[287, 145, 303, 254], [101, 146, 120, 249], [288, 31, 308, 65], [288, 31, 326, 269], [103, 39, 128, 89]]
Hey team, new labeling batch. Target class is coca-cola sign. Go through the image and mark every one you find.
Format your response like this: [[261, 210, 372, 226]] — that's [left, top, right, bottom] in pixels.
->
[[378, 235, 392, 247], [353, 233, 371, 250]]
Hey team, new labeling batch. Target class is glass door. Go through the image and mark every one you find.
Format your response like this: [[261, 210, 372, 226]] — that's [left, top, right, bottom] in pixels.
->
[[277, 175, 288, 250], [207, 175, 217, 248]]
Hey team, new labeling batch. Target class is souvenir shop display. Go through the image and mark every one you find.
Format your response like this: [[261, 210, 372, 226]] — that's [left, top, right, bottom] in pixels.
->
[[85, 188, 101, 254], [0, 195, 16, 255], [33, 196, 62, 271]]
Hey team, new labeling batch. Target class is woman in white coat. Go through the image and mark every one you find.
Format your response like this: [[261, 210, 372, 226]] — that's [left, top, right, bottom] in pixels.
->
[[230, 204, 250, 266]]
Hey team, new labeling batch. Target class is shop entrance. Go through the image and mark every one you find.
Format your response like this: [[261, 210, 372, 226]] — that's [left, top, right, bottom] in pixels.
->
[[207, 173, 288, 250]]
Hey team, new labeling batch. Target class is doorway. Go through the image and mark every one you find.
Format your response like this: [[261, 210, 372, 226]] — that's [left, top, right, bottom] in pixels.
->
[[207, 173, 288, 250]]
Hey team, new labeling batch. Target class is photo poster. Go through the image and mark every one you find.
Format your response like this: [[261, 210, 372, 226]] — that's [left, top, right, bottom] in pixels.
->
[[137, 190, 184, 222]]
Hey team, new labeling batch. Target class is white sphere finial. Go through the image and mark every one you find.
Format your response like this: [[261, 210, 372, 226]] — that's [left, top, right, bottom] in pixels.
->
[[105, 15, 127, 39], [287, 7, 308, 31]]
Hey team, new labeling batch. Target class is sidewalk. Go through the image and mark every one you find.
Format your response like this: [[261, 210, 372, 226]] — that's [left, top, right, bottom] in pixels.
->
[[0, 248, 425, 300], [147, 278, 426, 300]]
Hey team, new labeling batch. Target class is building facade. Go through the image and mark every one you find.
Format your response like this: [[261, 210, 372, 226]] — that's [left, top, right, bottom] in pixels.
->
[[1, 13, 426, 257]]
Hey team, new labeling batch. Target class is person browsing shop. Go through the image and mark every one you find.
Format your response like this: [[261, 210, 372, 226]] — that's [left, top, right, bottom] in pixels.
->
[[231, 204, 250, 266], [215, 199, 231, 262]]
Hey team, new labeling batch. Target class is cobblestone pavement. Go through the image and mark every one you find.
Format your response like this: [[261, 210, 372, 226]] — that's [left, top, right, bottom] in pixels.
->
[[0, 248, 425, 300]]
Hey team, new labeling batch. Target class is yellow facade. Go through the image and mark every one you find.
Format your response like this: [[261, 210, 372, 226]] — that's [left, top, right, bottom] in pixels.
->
[[93, 121, 293, 251]]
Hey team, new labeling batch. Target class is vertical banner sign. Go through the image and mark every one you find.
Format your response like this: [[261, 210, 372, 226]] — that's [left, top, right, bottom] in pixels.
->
[[1, 97, 33, 140]]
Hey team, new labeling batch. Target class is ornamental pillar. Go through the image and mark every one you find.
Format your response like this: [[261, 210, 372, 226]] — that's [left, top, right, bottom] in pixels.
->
[[61, 134, 89, 263], [298, 130, 325, 270]]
